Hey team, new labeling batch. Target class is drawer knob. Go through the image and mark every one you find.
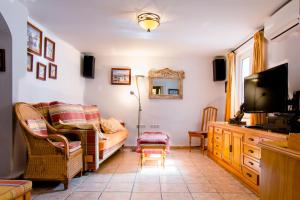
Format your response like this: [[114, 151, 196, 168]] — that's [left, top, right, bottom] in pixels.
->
[[249, 161, 254, 165], [246, 173, 252, 177], [248, 138, 254, 141], [248, 150, 254, 154]]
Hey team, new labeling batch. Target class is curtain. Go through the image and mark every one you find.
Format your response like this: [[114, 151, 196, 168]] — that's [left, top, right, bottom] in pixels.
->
[[250, 31, 266, 125], [224, 52, 235, 121]]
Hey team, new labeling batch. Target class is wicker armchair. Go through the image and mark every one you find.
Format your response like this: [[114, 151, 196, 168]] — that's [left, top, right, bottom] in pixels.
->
[[15, 103, 83, 189]]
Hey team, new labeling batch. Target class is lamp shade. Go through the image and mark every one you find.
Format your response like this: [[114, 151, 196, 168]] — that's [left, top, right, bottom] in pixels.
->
[[137, 13, 160, 32]]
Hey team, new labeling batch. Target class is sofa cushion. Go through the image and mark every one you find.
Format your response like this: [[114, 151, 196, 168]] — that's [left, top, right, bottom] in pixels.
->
[[83, 105, 100, 124], [52, 141, 81, 153], [49, 102, 87, 129], [26, 119, 48, 138], [99, 129, 128, 151], [32, 102, 51, 121], [101, 117, 125, 134]]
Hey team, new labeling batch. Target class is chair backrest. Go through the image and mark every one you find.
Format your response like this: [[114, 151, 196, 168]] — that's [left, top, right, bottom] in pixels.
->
[[201, 106, 218, 132]]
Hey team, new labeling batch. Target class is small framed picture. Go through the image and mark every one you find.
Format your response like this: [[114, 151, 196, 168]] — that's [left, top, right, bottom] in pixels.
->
[[27, 53, 33, 72], [27, 22, 42, 55], [49, 63, 57, 79], [111, 68, 131, 85], [168, 89, 179, 95], [36, 62, 46, 81], [44, 37, 55, 61], [0, 49, 5, 72]]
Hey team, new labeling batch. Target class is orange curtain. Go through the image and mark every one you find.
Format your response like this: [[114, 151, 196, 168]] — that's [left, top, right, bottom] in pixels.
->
[[250, 31, 266, 125], [224, 52, 235, 121]]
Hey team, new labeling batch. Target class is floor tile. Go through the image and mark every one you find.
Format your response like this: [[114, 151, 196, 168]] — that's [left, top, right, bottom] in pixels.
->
[[161, 183, 188, 193], [160, 175, 184, 183], [75, 182, 107, 192], [192, 192, 223, 200], [162, 192, 193, 200], [133, 183, 161, 192], [66, 191, 101, 200], [221, 193, 259, 200], [105, 182, 134, 192], [131, 192, 161, 200], [99, 192, 131, 200], [187, 183, 217, 193]]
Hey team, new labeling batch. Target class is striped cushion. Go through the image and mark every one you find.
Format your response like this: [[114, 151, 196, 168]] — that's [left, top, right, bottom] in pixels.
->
[[32, 102, 50, 121], [83, 105, 100, 124], [0, 180, 32, 200], [49, 102, 87, 128], [52, 141, 81, 153], [26, 119, 48, 138]]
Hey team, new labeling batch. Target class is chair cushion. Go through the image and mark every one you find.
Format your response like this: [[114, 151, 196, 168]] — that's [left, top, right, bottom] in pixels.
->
[[0, 180, 32, 200], [83, 105, 100, 124], [32, 102, 51, 121], [53, 141, 81, 153], [26, 119, 48, 138], [49, 102, 87, 129], [101, 117, 125, 134]]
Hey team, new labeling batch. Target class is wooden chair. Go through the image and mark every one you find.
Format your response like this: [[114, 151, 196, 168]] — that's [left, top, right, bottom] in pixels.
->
[[15, 103, 83, 189], [188, 106, 218, 153]]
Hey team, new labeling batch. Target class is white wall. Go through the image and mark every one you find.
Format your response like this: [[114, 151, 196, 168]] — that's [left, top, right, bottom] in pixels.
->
[[17, 18, 85, 104], [83, 55, 225, 146], [266, 33, 300, 95]]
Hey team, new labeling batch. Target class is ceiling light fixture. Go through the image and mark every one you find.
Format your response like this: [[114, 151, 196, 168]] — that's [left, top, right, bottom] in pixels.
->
[[137, 12, 160, 32]]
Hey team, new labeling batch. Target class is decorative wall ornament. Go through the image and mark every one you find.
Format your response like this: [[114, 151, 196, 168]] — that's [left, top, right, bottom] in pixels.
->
[[27, 53, 33, 72], [49, 63, 57, 79], [36, 62, 46, 81], [148, 68, 185, 99], [27, 22, 43, 55], [111, 68, 131, 85], [0, 49, 5, 72], [44, 37, 55, 61]]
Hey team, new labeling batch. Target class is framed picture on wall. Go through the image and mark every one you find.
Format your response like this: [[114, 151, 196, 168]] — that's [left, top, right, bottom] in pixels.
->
[[111, 68, 131, 85], [27, 22, 43, 55], [36, 62, 46, 81], [49, 63, 57, 79], [44, 37, 55, 61], [0, 49, 5, 72], [27, 53, 33, 72]]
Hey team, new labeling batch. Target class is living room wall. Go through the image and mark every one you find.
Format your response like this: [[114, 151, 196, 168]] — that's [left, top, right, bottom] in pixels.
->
[[83, 55, 225, 146], [266, 34, 300, 95]]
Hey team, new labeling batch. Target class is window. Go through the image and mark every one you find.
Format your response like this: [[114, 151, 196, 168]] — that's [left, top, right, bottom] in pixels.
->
[[234, 45, 253, 123]]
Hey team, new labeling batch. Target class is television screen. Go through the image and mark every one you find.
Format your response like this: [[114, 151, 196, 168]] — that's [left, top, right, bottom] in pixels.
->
[[244, 63, 288, 113]]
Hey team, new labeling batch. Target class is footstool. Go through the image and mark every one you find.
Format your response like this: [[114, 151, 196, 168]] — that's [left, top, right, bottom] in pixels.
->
[[136, 132, 170, 167], [0, 180, 32, 200]]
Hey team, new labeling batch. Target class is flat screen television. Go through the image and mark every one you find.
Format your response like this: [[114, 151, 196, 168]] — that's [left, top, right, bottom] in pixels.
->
[[244, 63, 288, 113]]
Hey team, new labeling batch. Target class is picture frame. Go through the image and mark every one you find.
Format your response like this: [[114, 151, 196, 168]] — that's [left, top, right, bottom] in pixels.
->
[[36, 62, 46, 81], [27, 22, 43, 55], [111, 68, 131, 85], [49, 63, 57, 79], [27, 53, 33, 72], [44, 37, 55, 61], [0, 49, 5, 72]]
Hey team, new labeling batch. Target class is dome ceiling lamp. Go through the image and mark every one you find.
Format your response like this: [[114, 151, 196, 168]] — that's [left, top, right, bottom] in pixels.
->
[[137, 12, 160, 32]]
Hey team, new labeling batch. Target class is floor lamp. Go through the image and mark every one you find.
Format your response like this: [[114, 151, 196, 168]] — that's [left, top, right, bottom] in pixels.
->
[[130, 75, 145, 138]]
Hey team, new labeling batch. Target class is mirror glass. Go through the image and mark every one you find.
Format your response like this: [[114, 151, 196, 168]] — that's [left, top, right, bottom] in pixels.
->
[[151, 78, 179, 95]]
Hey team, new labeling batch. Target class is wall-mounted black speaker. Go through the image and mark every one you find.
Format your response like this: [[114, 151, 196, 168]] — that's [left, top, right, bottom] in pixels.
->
[[83, 55, 95, 78], [213, 58, 226, 81]]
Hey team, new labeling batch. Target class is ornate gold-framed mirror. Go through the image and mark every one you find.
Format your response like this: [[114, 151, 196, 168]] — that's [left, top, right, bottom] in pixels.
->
[[148, 68, 185, 99]]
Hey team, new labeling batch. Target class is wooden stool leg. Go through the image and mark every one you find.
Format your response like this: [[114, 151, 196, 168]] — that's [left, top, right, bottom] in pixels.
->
[[201, 135, 205, 155], [189, 135, 192, 152]]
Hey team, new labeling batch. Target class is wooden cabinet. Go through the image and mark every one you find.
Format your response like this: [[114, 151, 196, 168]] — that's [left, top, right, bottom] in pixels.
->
[[208, 122, 288, 196], [232, 132, 243, 171], [222, 130, 232, 164]]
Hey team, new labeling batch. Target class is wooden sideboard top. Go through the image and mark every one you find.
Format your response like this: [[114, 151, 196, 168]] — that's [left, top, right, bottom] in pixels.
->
[[209, 121, 288, 140]]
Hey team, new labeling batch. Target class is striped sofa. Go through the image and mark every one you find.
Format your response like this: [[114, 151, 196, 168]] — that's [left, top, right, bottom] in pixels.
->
[[32, 102, 128, 171]]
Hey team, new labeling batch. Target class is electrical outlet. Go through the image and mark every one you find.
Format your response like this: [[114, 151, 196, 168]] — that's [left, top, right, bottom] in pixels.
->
[[150, 124, 160, 128], [137, 124, 146, 128]]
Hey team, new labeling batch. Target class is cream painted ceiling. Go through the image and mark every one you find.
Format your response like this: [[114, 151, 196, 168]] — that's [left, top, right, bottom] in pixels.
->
[[20, 0, 286, 57]]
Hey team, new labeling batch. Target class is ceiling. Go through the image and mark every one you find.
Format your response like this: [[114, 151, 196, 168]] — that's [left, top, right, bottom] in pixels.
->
[[20, 0, 286, 57]]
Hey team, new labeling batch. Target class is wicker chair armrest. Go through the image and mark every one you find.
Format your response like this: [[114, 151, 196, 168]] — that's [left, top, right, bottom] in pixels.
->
[[48, 134, 70, 159]]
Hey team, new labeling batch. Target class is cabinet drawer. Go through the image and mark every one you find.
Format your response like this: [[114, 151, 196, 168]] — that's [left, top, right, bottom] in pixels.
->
[[214, 142, 222, 151], [243, 156, 260, 172], [214, 127, 222, 134], [244, 134, 260, 145], [242, 166, 259, 185], [214, 133, 222, 143], [243, 144, 261, 159], [214, 150, 222, 159]]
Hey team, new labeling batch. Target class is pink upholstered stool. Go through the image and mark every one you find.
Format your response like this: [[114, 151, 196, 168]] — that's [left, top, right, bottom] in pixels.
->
[[136, 132, 170, 167]]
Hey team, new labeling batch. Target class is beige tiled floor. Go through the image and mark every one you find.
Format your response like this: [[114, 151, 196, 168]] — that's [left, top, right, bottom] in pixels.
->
[[31, 148, 259, 200]]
